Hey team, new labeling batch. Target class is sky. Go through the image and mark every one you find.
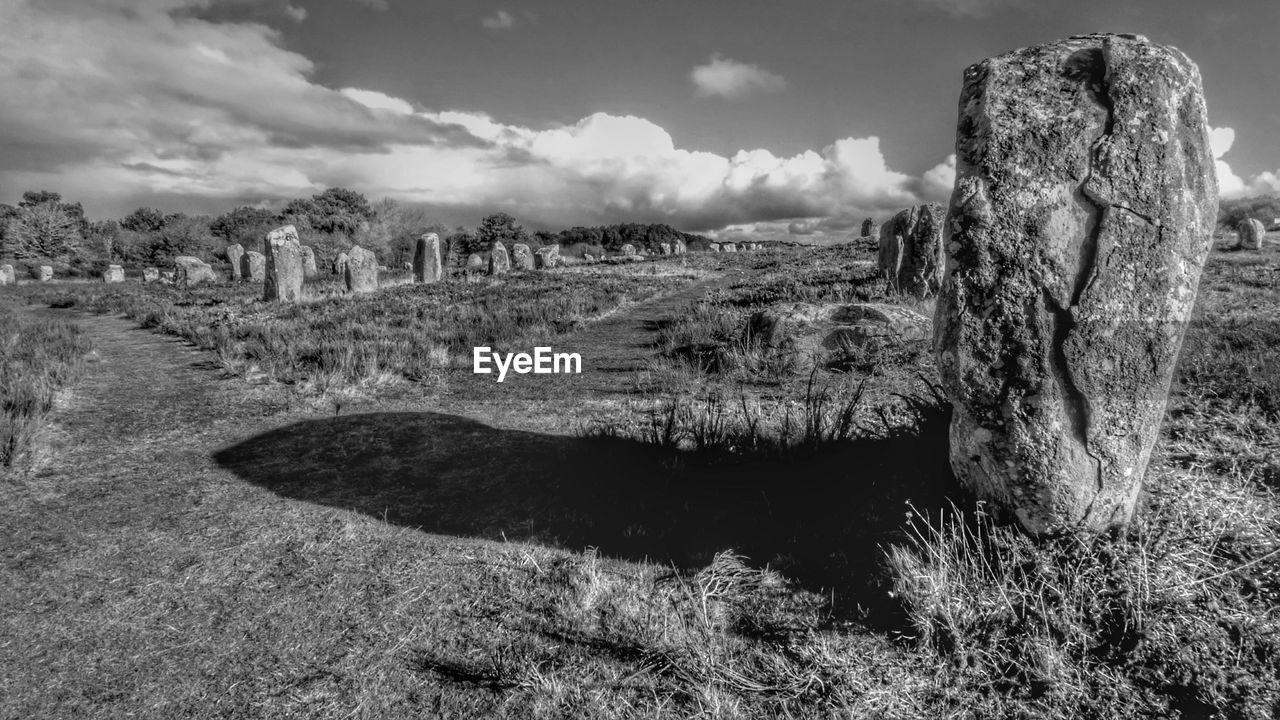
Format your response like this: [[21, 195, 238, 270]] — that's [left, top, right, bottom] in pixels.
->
[[1, 0, 1277, 242]]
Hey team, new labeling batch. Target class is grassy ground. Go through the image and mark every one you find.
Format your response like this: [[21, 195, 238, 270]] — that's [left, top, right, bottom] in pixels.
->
[[2, 243, 1278, 718]]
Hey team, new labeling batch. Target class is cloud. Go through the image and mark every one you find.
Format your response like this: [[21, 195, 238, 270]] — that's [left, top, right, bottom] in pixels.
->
[[283, 4, 307, 22], [1209, 126, 1280, 199], [690, 54, 786, 99], [481, 9, 515, 30], [917, 154, 956, 203], [352, 0, 389, 10], [905, 0, 1027, 18], [0, 0, 949, 231]]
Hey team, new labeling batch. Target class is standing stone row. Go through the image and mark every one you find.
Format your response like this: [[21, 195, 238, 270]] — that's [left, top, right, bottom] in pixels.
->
[[935, 33, 1217, 536]]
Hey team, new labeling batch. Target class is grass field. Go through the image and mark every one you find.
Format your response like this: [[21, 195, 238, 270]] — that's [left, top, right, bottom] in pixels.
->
[[2, 243, 1277, 718]]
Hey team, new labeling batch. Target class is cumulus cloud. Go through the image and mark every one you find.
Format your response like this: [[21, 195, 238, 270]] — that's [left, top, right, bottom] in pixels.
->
[[1210, 126, 1280, 199], [0, 0, 945, 231], [481, 9, 515, 30], [283, 4, 307, 22], [690, 55, 786, 99]]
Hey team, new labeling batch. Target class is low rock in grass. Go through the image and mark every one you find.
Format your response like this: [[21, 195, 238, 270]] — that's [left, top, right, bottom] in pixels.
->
[[744, 302, 931, 364]]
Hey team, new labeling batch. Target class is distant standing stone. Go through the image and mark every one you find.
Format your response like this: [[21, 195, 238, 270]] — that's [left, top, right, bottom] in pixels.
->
[[35, 265, 53, 282], [861, 218, 876, 237], [935, 33, 1218, 535], [621, 244, 637, 257], [142, 267, 159, 283], [488, 242, 510, 275], [674, 239, 687, 255], [334, 253, 348, 276], [511, 243, 534, 271], [226, 244, 245, 280], [0, 264, 14, 285], [241, 251, 265, 282], [173, 256, 216, 287], [414, 233, 443, 283], [344, 245, 379, 293], [880, 203, 946, 297], [1236, 218, 1265, 250], [264, 225, 304, 302], [534, 244, 560, 269], [709, 243, 720, 252], [466, 253, 485, 272], [300, 245, 318, 278], [722, 242, 737, 253], [660, 243, 672, 256], [103, 264, 124, 283]]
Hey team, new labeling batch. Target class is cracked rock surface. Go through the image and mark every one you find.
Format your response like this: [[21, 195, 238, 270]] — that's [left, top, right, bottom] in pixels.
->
[[879, 203, 947, 297], [935, 33, 1217, 535]]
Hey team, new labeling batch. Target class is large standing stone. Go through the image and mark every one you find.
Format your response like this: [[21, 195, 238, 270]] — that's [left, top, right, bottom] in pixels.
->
[[511, 243, 534, 271], [861, 218, 877, 237], [300, 245, 318, 278], [226, 244, 245, 280], [534, 244, 560, 269], [35, 265, 53, 282], [264, 225, 304, 302], [414, 233, 443, 283], [103, 265, 124, 283], [0, 264, 14, 285], [879, 203, 946, 297], [344, 245, 379, 293], [935, 34, 1218, 535], [1236, 218, 1265, 250], [241, 251, 265, 282], [173, 256, 216, 287], [142, 267, 159, 283], [488, 242, 510, 276]]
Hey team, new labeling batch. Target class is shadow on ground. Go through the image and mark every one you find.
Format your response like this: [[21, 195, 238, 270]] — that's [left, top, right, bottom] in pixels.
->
[[213, 408, 962, 625]]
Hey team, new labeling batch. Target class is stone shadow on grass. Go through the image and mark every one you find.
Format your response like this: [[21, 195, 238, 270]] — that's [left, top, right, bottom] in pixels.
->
[[212, 406, 962, 626]]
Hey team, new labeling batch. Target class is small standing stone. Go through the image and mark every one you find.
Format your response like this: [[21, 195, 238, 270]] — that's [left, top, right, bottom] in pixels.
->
[[264, 225, 304, 302], [173, 256, 216, 287], [103, 265, 124, 283], [241, 251, 265, 282], [674, 239, 687, 255], [709, 243, 720, 252], [1236, 218, 1265, 250], [35, 265, 53, 282], [488, 242, 510, 276], [300, 245, 318, 278], [0, 264, 14, 285], [621, 244, 637, 257], [334, 253, 348, 276], [534, 245, 560, 269], [413, 233, 443, 283], [660, 243, 672, 256], [226, 244, 245, 280], [861, 218, 877, 237], [466, 253, 485, 273], [511, 243, 534, 271], [142, 267, 159, 283], [722, 242, 737, 253], [344, 245, 379, 293]]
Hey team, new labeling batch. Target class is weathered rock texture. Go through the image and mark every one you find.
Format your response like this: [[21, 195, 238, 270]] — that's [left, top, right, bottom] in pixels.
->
[[861, 218, 877, 237], [103, 265, 124, 283], [226, 244, 245, 280], [1236, 218, 1265, 250], [511, 243, 534, 271], [300, 245, 318, 278], [534, 245, 560, 269], [344, 245, 379, 293], [264, 225, 304, 302], [142, 267, 159, 283], [878, 203, 947, 297], [935, 34, 1218, 535], [174, 256, 216, 287], [0, 264, 15, 285], [414, 233, 443, 283], [241, 251, 265, 282], [488, 242, 510, 275]]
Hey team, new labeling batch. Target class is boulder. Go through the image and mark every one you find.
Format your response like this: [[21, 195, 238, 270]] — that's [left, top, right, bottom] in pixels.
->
[[532, 244, 558, 270], [142, 267, 159, 283], [300, 245, 318, 278], [103, 264, 124, 283], [173, 256, 216, 287], [861, 218, 877, 237], [879, 203, 946, 297], [226, 244, 245, 280], [935, 34, 1218, 535], [414, 233, 443, 283], [1236, 218, 1265, 250], [744, 302, 931, 361], [0, 264, 14, 285], [344, 245, 379, 293], [34, 265, 53, 282], [511, 243, 534, 271], [488, 242, 510, 275], [241, 251, 265, 282], [466, 253, 486, 272], [622, 243, 637, 257], [264, 225, 304, 302]]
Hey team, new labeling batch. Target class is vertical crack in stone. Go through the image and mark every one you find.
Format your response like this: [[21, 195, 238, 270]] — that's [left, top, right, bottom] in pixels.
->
[[1052, 44, 1113, 493]]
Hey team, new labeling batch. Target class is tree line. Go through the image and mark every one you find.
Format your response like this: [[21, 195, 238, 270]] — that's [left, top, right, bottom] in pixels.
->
[[0, 189, 710, 275]]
